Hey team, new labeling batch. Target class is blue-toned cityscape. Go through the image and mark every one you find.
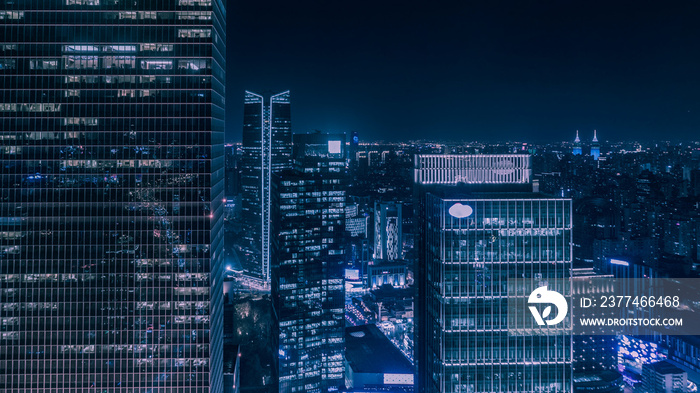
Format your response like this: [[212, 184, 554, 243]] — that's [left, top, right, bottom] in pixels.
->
[[3, 2, 700, 393]]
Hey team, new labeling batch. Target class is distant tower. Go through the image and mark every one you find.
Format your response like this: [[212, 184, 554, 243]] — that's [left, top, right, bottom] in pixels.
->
[[591, 129, 600, 160], [573, 130, 582, 155]]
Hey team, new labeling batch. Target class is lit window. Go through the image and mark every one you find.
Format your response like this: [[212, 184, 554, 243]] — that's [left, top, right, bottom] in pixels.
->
[[178, 29, 211, 38], [118, 90, 136, 98], [63, 55, 98, 69], [66, 0, 100, 4], [102, 55, 136, 69], [63, 118, 99, 126], [177, 11, 212, 20], [177, 59, 210, 70], [141, 60, 173, 70], [0, 11, 24, 20], [30, 59, 59, 70], [0, 59, 16, 70], [63, 45, 99, 53], [103, 45, 136, 53], [140, 44, 173, 52], [178, 0, 211, 5]]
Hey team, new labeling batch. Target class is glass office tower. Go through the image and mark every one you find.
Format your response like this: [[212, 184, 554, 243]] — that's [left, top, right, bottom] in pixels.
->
[[415, 155, 573, 393], [0, 1, 226, 392], [373, 201, 403, 262], [272, 132, 346, 393], [240, 90, 291, 284]]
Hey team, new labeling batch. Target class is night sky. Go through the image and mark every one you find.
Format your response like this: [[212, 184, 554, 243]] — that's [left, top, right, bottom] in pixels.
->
[[225, 0, 700, 143]]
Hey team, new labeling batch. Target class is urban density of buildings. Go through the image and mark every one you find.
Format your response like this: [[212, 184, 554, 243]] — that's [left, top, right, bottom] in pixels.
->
[[3, 3, 700, 393]]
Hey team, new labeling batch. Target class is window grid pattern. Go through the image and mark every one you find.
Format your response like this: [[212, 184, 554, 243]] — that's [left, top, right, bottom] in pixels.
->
[[0, 1, 225, 392], [415, 155, 532, 185], [423, 195, 572, 393], [240, 90, 291, 283]]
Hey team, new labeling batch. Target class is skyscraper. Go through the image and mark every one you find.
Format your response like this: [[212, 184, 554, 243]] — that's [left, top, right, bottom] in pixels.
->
[[240, 90, 292, 284], [573, 130, 582, 155], [591, 130, 600, 160], [272, 132, 347, 393], [414, 154, 573, 393], [374, 201, 403, 261], [0, 2, 225, 392]]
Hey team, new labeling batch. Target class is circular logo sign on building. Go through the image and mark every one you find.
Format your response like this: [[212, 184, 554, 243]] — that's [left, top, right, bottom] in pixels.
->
[[448, 203, 473, 218]]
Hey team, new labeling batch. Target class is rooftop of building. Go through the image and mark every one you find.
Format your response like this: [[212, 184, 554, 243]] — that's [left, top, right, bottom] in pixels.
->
[[429, 189, 568, 200], [645, 360, 685, 375], [345, 324, 413, 375]]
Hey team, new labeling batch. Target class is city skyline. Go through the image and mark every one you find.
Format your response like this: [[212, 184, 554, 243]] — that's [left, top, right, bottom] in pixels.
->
[[226, 0, 700, 143], [3, 2, 700, 393]]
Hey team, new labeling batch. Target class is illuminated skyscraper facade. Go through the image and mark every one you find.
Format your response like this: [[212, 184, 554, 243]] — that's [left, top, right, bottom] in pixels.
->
[[415, 155, 573, 393], [374, 201, 403, 261], [240, 90, 291, 283], [272, 132, 347, 393], [573, 130, 582, 155], [0, 1, 225, 392], [591, 130, 600, 161]]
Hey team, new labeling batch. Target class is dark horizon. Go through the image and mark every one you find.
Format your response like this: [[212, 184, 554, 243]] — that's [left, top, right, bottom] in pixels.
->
[[226, 0, 700, 144]]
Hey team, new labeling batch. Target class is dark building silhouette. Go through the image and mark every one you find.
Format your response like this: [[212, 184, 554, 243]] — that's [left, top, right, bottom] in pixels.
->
[[272, 132, 347, 393], [0, 2, 226, 392], [225, 143, 240, 199], [344, 324, 414, 391], [240, 90, 292, 283]]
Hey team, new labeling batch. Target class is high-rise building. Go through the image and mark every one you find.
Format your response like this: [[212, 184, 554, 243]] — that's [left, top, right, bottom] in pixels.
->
[[240, 90, 292, 283], [374, 201, 403, 261], [225, 143, 240, 199], [571, 268, 621, 393], [641, 361, 688, 393], [414, 154, 573, 393], [573, 130, 582, 155], [591, 130, 600, 160], [272, 132, 347, 393], [0, 2, 226, 392]]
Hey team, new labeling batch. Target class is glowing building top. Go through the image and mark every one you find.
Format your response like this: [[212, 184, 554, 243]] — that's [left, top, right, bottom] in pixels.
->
[[414, 154, 531, 185], [591, 129, 600, 160], [573, 130, 582, 155]]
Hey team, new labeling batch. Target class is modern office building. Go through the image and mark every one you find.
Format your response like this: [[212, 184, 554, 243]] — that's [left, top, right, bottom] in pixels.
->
[[414, 154, 573, 393], [0, 1, 226, 392], [240, 90, 292, 283], [571, 268, 618, 374], [374, 201, 403, 261], [272, 132, 347, 393], [641, 361, 687, 393], [571, 268, 621, 393]]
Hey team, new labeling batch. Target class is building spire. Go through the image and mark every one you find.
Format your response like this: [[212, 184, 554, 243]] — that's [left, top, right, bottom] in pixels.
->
[[592, 129, 598, 143], [574, 130, 580, 143]]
